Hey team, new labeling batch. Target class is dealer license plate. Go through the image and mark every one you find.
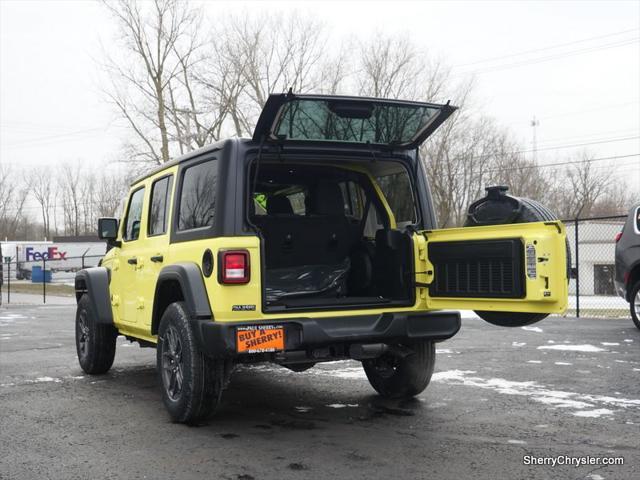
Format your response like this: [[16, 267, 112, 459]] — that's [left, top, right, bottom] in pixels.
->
[[236, 325, 285, 354]]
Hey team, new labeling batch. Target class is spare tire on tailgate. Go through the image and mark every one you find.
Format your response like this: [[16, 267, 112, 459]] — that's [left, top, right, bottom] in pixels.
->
[[464, 185, 570, 327]]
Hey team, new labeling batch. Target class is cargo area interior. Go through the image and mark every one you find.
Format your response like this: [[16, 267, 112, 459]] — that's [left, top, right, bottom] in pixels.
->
[[249, 162, 416, 311]]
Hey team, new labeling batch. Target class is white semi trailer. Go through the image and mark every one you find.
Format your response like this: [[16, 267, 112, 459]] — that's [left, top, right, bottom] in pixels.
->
[[1, 241, 106, 280]]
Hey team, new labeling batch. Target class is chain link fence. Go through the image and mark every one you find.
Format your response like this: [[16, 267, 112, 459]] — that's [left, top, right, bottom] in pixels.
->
[[563, 215, 628, 318], [0, 253, 104, 305]]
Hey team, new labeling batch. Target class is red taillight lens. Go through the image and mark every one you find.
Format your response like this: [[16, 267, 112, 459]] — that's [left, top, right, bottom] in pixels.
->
[[219, 250, 250, 284], [615, 232, 623, 243]]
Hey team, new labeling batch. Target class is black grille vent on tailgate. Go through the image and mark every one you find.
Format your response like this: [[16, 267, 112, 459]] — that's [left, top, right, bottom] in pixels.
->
[[428, 239, 525, 298]]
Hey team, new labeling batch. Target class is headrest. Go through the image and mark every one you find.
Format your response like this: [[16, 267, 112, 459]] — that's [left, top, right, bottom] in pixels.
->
[[267, 195, 294, 215], [315, 182, 345, 216]]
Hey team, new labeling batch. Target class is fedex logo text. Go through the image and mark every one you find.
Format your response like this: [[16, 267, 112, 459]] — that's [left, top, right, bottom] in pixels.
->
[[25, 247, 67, 261]]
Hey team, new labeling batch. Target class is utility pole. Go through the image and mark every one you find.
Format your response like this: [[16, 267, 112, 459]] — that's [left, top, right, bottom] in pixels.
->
[[530, 116, 540, 163]]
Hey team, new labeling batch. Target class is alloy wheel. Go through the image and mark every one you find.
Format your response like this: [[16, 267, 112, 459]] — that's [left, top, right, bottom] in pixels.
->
[[161, 326, 184, 401], [77, 311, 90, 359]]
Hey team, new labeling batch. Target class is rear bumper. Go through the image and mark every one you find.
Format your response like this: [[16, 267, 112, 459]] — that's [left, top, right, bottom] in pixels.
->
[[191, 310, 461, 359]]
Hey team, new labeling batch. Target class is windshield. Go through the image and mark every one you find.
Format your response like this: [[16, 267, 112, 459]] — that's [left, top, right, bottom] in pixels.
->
[[271, 99, 441, 146]]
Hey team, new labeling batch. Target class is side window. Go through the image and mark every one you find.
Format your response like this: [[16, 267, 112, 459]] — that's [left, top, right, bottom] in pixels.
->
[[148, 175, 174, 236], [339, 181, 364, 220], [375, 171, 417, 225], [178, 160, 218, 231], [123, 187, 145, 241], [254, 187, 307, 216]]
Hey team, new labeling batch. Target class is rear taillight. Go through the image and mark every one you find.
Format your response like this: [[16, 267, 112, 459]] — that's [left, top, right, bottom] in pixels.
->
[[615, 232, 623, 243], [219, 250, 250, 284]]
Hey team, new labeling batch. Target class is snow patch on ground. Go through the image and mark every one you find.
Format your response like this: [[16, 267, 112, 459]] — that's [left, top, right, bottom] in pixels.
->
[[507, 439, 527, 445], [431, 370, 640, 417], [554, 362, 572, 366], [512, 342, 526, 347], [0, 314, 27, 320], [294, 406, 312, 413], [325, 403, 358, 409], [35, 377, 61, 383], [537, 344, 604, 352], [572, 409, 615, 418], [601, 342, 619, 346], [436, 348, 455, 354], [521, 326, 543, 333], [624, 339, 634, 343], [527, 360, 542, 364]]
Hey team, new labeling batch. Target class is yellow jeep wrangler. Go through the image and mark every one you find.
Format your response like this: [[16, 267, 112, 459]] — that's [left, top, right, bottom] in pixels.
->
[[74, 94, 568, 424]]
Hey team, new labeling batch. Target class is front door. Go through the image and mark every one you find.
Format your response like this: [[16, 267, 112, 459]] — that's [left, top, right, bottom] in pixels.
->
[[116, 186, 146, 326]]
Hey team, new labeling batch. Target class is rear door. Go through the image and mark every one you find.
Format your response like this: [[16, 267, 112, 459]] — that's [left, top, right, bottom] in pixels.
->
[[252, 93, 456, 149], [415, 222, 568, 314]]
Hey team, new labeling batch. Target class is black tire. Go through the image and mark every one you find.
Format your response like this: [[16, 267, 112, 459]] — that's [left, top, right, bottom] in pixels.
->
[[465, 196, 571, 327], [362, 341, 435, 399], [75, 294, 117, 374], [157, 302, 224, 424], [629, 281, 640, 330]]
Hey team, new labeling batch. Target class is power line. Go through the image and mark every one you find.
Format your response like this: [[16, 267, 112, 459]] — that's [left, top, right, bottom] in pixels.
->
[[535, 128, 640, 145], [431, 136, 640, 164], [499, 100, 640, 123], [453, 28, 640, 68], [2, 127, 109, 148], [460, 38, 639, 75], [456, 153, 640, 175]]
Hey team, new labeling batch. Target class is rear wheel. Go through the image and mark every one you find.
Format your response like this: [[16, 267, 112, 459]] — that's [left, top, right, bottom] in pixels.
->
[[630, 281, 640, 330], [75, 294, 117, 374], [362, 342, 435, 399], [157, 302, 225, 424]]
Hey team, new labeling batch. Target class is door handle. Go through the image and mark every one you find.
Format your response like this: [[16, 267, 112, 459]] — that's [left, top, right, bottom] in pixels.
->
[[127, 257, 137, 265], [150, 255, 164, 263]]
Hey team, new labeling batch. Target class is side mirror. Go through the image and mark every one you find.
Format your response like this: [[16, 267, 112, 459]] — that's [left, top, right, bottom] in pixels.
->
[[98, 217, 119, 241]]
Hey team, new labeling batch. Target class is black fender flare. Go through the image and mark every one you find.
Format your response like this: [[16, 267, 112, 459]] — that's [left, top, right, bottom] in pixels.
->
[[75, 267, 113, 325], [152, 263, 212, 334]]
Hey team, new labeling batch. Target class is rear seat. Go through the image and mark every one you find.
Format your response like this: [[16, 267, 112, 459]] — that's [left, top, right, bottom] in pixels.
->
[[256, 182, 359, 269]]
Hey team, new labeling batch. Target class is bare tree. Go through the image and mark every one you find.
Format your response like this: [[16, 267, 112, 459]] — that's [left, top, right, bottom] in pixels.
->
[[357, 35, 451, 101], [206, 13, 326, 137], [58, 163, 83, 236], [558, 152, 613, 218], [103, 0, 201, 165], [95, 172, 129, 218], [0, 165, 29, 240], [25, 168, 56, 239]]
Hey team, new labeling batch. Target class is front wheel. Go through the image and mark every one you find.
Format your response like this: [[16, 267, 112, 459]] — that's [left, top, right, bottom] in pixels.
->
[[362, 341, 435, 399], [630, 281, 640, 330], [157, 302, 226, 424], [75, 294, 117, 374]]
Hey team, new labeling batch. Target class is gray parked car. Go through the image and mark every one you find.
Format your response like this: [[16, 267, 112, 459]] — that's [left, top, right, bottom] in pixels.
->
[[615, 202, 640, 329]]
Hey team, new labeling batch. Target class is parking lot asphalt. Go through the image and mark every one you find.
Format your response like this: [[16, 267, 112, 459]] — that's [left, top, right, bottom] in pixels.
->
[[1, 304, 639, 480]]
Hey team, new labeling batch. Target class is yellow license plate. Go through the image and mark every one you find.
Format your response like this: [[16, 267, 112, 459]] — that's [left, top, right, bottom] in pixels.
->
[[236, 325, 285, 354]]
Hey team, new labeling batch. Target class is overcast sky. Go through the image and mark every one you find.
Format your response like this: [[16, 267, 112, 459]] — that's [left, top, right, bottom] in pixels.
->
[[1, 0, 639, 189]]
